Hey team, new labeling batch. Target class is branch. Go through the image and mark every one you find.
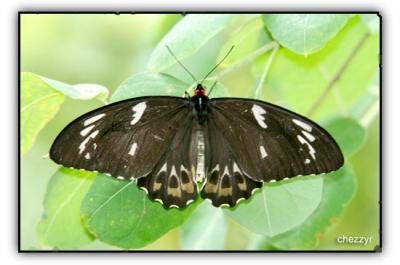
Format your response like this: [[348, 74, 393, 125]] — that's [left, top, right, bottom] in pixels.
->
[[307, 32, 370, 117], [254, 42, 279, 99]]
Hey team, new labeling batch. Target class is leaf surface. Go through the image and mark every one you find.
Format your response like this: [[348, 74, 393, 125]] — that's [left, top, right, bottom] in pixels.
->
[[225, 176, 323, 237], [249, 165, 356, 250], [254, 16, 379, 120], [263, 14, 349, 55], [111, 72, 188, 103], [81, 174, 198, 249], [180, 202, 227, 250], [218, 16, 272, 67], [37, 168, 95, 249], [21, 72, 65, 156], [325, 117, 366, 156], [148, 14, 232, 71]]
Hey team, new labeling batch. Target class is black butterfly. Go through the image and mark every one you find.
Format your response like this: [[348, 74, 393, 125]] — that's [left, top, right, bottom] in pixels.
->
[[50, 82, 344, 209]]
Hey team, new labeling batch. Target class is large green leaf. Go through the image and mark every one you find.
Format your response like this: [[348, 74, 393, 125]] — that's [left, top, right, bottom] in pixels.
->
[[218, 16, 272, 68], [111, 72, 188, 103], [37, 168, 95, 249], [40, 77, 109, 101], [225, 176, 323, 237], [20, 72, 109, 156], [147, 14, 232, 71], [180, 202, 227, 250], [20, 72, 65, 156], [325, 117, 366, 156], [255, 16, 379, 120], [249, 165, 356, 250], [263, 14, 349, 55], [81, 174, 198, 249]]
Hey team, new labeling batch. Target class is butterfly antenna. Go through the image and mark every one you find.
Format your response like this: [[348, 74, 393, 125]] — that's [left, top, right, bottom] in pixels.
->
[[166, 45, 197, 83], [207, 81, 218, 96], [200, 46, 234, 85]]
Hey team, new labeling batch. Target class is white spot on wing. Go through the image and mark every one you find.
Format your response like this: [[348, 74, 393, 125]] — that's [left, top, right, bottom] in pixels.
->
[[84, 153, 91, 159], [78, 130, 99, 154], [210, 164, 220, 174], [222, 165, 230, 177], [297, 135, 316, 160], [153, 134, 164, 141], [251, 105, 268, 128], [158, 163, 167, 175], [305, 158, 311, 164], [155, 198, 163, 205], [84, 113, 105, 126], [170, 165, 178, 177], [131, 102, 147, 125], [80, 125, 95, 136], [293, 119, 312, 132], [140, 187, 149, 194], [232, 162, 241, 173], [259, 145, 268, 159], [302, 130, 316, 142], [128, 142, 138, 156]]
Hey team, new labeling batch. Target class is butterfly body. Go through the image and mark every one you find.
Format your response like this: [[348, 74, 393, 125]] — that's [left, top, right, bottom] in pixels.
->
[[50, 84, 344, 208], [191, 84, 209, 124]]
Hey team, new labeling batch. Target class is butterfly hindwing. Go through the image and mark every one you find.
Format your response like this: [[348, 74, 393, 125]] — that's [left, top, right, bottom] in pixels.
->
[[200, 118, 262, 207], [50, 97, 191, 180], [137, 117, 199, 208], [207, 98, 344, 183]]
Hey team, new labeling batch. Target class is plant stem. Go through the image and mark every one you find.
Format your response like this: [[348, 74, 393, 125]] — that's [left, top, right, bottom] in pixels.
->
[[253, 42, 279, 99], [360, 99, 380, 127], [217, 41, 278, 78], [307, 32, 370, 117]]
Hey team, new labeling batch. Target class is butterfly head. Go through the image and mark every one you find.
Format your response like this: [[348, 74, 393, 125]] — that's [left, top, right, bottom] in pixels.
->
[[193, 84, 207, 97]]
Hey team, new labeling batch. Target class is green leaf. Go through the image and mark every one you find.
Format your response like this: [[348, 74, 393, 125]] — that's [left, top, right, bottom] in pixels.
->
[[250, 165, 356, 250], [325, 118, 366, 156], [40, 76, 109, 101], [361, 14, 380, 34], [218, 16, 272, 68], [225, 176, 323, 237], [20, 72, 110, 156], [255, 16, 379, 120], [180, 202, 227, 250], [81, 174, 198, 249], [111, 72, 189, 103], [21, 72, 65, 156], [147, 14, 232, 71], [263, 14, 349, 55], [37, 168, 96, 249]]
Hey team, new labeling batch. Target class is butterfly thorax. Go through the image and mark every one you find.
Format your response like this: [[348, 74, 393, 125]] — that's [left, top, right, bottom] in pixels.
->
[[191, 84, 209, 123]]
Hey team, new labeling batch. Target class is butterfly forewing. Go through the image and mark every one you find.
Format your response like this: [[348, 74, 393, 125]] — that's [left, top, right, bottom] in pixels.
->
[[50, 97, 191, 181], [208, 98, 344, 183]]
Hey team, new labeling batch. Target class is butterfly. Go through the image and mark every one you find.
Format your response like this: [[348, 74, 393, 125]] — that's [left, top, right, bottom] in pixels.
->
[[50, 81, 344, 209]]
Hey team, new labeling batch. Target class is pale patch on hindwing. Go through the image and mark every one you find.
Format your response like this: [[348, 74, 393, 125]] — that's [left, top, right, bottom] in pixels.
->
[[137, 163, 197, 208], [201, 162, 262, 207]]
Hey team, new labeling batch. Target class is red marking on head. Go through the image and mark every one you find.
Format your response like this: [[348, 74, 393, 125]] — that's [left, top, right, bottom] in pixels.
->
[[193, 84, 207, 96]]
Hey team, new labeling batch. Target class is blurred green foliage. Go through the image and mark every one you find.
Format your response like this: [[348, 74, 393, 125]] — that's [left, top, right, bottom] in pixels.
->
[[20, 13, 380, 251]]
